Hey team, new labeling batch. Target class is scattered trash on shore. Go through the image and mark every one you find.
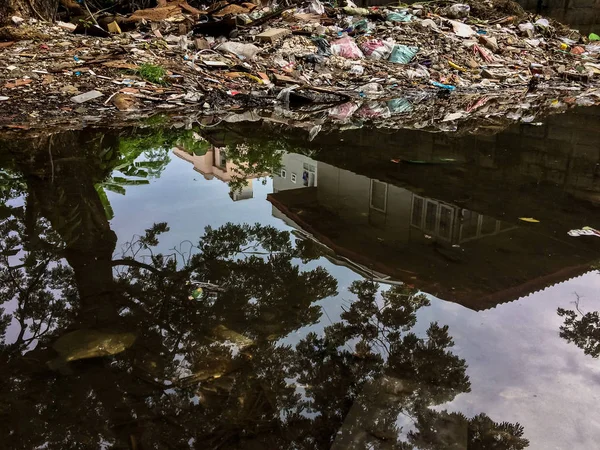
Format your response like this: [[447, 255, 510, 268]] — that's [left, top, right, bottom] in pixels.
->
[[1, 0, 599, 132]]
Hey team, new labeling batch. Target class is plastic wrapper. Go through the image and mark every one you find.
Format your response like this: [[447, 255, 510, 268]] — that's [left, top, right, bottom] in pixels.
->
[[360, 39, 394, 60], [349, 65, 364, 75], [388, 44, 418, 64], [331, 37, 364, 59]]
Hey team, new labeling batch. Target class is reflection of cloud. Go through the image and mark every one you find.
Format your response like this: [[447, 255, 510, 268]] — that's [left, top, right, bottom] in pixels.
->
[[420, 273, 600, 449]]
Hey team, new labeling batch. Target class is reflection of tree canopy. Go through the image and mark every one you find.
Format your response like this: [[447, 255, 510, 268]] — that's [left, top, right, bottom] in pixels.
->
[[558, 296, 600, 358], [0, 127, 528, 449]]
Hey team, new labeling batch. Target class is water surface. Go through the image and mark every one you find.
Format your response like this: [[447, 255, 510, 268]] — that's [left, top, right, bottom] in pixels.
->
[[1, 108, 600, 449]]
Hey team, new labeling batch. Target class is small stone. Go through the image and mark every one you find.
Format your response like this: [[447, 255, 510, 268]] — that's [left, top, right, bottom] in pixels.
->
[[12, 16, 24, 25], [467, 58, 479, 69]]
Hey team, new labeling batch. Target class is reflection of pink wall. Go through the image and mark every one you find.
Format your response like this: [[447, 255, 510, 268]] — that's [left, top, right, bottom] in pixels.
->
[[173, 147, 242, 182]]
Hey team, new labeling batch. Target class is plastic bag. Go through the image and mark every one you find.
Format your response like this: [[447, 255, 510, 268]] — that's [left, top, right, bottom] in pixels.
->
[[217, 42, 260, 60], [360, 39, 394, 60], [519, 22, 535, 38], [387, 98, 413, 113], [386, 10, 413, 22], [328, 102, 360, 120], [358, 82, 383, 97], [388, 44, 418, 64], [342, 6, 370, 15], [449, 20, 476, 37], [356, 101, 391, 119], [309, 0, 325, 15], [311, 37, 331, 56], [447, 4, 470, 19], [331, 37, 364, 59], [350, 19, 371, 33], [406, 64, 430, 79]]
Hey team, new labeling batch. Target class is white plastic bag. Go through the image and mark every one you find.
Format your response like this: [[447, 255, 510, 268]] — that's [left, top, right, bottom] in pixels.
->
[[217, 42, 260, 60]]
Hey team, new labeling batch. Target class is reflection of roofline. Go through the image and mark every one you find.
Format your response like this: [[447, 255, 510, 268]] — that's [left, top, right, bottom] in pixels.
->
[[477, 264, 592, 311], [268, 191, 415, 280], [289, 228, 401, 285], [268, 192, 594, 311]]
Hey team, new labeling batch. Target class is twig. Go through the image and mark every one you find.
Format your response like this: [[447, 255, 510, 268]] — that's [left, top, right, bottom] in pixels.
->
[[48, 135, 54, 184], [27, 0, 47, 21], [82, 0, 100, 26]]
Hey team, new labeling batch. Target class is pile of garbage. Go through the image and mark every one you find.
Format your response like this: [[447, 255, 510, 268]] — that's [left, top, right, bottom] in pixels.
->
[[1, 0, 599, 132]]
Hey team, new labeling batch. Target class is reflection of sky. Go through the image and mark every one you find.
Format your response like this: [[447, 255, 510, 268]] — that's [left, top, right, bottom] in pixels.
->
[[107, 154, 600, 450]]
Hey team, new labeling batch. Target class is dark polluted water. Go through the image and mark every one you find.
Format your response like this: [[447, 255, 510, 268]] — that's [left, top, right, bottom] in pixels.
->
[[1, 107, 600, 450]]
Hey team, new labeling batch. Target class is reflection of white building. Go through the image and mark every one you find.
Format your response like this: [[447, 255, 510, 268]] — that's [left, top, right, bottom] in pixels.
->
[[268, 160, 566, 311], [273, 153, 318, 193], [314, 162, 513, 246]]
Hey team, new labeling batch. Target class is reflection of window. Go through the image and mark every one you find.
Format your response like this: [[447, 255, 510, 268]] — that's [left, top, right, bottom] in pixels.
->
[[412, 196, 424, 227], [302, 163, 316, 173], [291, 173, 297, 183], [280, 169, 287, 178], [438, 206, 453, 239], [370, 180, 387, 212], [219, 151, 227, 168], [424, 201, 437, 232]]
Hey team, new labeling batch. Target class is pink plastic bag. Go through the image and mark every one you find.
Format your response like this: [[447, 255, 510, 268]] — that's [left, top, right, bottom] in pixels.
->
[[330, 37, 364, 59], [360, 39, 393, 60]]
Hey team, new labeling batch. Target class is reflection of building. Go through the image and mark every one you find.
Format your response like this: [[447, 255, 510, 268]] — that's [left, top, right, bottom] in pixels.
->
[[268, 156, 597, 311], [273, 153, 318, 193], [173, 147, 264, 201]]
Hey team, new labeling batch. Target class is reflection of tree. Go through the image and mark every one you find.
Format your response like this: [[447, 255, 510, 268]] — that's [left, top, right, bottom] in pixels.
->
[[224, 141, 285, 194], [95, 128, 178, 219], [290, 281, 528, 450], [0, 128, 528, 449], [558, 296, 600, 358]]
